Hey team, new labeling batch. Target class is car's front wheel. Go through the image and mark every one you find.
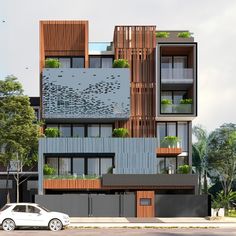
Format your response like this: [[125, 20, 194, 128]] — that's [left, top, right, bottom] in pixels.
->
[[2, 219, 15, 231], [48, 218, 62, 231]]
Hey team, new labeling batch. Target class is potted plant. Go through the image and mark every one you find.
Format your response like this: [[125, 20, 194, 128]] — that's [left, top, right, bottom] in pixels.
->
[[112, 128, 129, 137], [44, 128, 60, 137], [161, 99, 172, 113], [176, 98, 192, 113], [112, 59, 130, 68], [161, 136, 181, 148], [156, 32, 169, 38], [178, 165, 191, 174], [177, 32, 192, 38], [45, 58, 61, 68]]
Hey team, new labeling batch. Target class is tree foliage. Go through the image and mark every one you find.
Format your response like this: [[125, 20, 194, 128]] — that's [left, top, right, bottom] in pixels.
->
[[0, 76, 39, 202], [207, 123, 236, 197]]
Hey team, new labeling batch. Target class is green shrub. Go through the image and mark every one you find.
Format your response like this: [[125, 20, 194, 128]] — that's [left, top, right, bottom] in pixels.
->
[[113, 128, 129, 137], [177, 32, 192, 38], [156, 32, 169, 38], [161, 99, 172, 105], [178, 165, 191, 174], [112, 59, 130, 68], [180, 98, 192, 104], [161, 136, 180, 148], [43, 164, 56, 175], [45, 58, 61, 68], [44, 128, 60, 137]]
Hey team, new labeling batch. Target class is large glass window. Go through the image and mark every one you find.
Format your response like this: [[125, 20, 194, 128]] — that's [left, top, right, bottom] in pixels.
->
[[101, 158, 113, 174], [46, 158, 58, 175], [173, 56, 187, 69], [101, 57, 113, 68], [161, 57, 172, 69], [167, 123, 176, 136], [73, 158, 84, 175], [100, 124, 113, 137], [72, 57, 84, 68], [88, 124, 100, 137], [157, 158, 165, 174], [73, 125, 85, 137], [178, 122, 188, 151], [89, 57, 101, 68], [59, 125, 71, 137], [87, 158, 99, 175], [59, 158, 71, 175], [157, 123, 166, 147], [59, 58, 71, 68], [166, 157, 176, 174]]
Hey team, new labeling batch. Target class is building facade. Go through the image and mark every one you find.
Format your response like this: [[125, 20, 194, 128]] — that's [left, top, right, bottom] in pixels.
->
[[36, 21, 209, 217]]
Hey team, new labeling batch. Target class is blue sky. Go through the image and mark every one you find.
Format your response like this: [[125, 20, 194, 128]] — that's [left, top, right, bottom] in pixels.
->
[[0, 0, 236, 131]]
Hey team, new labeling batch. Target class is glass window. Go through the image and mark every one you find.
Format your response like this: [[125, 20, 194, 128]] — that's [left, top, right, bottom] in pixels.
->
[[59, 125, 71, 137], [157, 157, 165, 174], [100, 124, 112, 137], [28, 206, 40, 214], [167, 123, 176, 136], [173, 91, 187, 104], [73, 125, 85, 137], [173, 56, 187, 69], [46, 124, 58, 129], [59, 58, 71, 68], [178, 156, 187, 167], [157, 123, 166, 147], [178, 122, 188, 151], [88, 124, 100, 137], [12, 205, 26, 212], [89, 57, 101, 68], [72, 57, 84, 68], [101, 158, 113, 174], [59, 158, 71, 175], [46, 158, 58, 175], [101, 57, 113, 68], [161, 57, 172, 69], [166, 157, 176, 174], [73, 158, 84, 176], [87, 158, 99, 175], [161, 91, 172, 101]]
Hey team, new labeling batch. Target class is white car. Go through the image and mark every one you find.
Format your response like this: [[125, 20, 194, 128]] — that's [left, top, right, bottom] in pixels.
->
[[0, 203, 70, 231]]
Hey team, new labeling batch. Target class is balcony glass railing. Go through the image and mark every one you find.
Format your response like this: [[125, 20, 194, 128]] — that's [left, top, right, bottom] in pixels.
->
[[161, 104, 192, 114], [161, 68, 193, 80], [44, 174, 101, 180], [89, 42, 113, 54]]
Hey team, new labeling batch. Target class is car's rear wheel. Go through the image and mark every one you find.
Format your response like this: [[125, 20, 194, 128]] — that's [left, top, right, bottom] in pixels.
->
[[48, 218, 62, 231], [2, 219, 15, 231]]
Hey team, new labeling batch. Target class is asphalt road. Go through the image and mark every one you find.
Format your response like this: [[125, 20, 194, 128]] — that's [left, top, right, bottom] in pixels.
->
[[1, 228, 236, 236]]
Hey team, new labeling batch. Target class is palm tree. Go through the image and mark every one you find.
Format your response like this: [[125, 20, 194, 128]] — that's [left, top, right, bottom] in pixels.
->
[[192, 125, 209, 194]]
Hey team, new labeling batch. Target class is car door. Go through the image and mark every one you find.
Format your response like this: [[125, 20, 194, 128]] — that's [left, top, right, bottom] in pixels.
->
[[11, 205, 30, 226], [26, 205, 47, 226]]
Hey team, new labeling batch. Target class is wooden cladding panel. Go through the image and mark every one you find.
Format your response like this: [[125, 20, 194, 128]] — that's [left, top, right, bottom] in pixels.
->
[[43, 179, 101, 190], [156, 148, 182, 157], [136, 191, 155, 217], [114, 26, 156, 137], [40, 20, 89, 71]]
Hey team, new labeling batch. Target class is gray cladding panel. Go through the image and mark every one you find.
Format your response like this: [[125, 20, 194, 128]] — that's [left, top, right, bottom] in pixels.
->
[[39, 138, 158, 174], [42, 68, 130, 119]]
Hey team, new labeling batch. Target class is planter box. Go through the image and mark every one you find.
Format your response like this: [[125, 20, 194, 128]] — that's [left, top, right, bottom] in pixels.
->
[[156, 147, 182, 156], [43, 179, 102, 189]]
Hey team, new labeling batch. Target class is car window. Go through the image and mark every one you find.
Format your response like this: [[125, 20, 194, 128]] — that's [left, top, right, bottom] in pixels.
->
[[27, 205, 40, 214], [12, 205, 26, 212], [0, 205, 10, 211]]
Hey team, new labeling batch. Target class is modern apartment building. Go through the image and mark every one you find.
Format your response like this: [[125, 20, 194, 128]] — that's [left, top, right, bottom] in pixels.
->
[[36, 20, 209, 217]]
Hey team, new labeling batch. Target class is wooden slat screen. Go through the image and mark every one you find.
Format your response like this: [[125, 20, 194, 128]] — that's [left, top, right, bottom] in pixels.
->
[[114, 26, 156, 137]]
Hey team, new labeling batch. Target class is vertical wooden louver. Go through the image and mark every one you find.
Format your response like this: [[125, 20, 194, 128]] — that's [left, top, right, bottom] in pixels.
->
[[113, 26, 156, 137]]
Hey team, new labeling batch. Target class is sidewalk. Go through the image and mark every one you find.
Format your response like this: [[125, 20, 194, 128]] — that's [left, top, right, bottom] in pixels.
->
[[69, 217, 236, 228]]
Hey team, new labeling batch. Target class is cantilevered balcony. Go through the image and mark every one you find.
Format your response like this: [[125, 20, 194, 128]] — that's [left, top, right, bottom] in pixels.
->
[[161, 68, 193, 84], [161, 103, 192, 114]]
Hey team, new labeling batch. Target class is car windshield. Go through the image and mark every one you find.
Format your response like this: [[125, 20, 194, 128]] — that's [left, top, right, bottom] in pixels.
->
[[37, 204, 50, 212], [0, 204, 10, 212]]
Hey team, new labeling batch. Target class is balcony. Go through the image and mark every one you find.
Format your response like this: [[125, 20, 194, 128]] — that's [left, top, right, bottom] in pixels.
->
[[42, 68, 130, 121], [161, 103, 192, 114], [161, 68, 193, 83]]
